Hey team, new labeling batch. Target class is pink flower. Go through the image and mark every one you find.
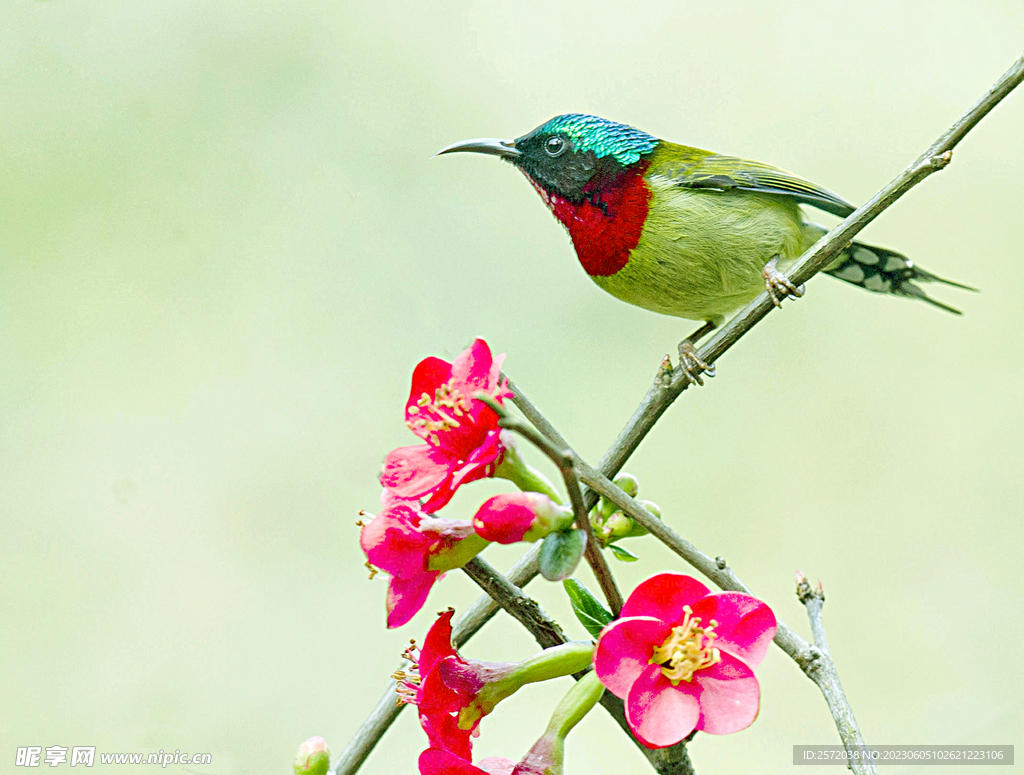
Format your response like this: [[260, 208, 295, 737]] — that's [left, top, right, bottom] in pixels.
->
[[418, 748, 514, 775], [360, 495, 487, 628], [593, 573, 777, 748], [472, 493, 572, 544], [381, 339, 512, 512]]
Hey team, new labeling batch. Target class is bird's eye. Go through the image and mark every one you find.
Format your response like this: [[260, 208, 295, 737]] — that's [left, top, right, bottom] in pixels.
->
[[544, 136, 566, 157]]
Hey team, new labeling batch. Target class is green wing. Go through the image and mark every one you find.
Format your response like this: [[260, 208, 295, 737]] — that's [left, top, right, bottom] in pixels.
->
[[649, 142, 856, 218]]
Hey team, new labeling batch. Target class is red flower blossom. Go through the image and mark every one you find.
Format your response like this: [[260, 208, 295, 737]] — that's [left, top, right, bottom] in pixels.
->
[[381, 339, 512, 512], [360, 495, 487, 628], [418, 748, 514, 775], [398, 610, 593, 759], [397, 610, 513, 757], [472, 493, 572, 544], [593, 573, 777, 748]]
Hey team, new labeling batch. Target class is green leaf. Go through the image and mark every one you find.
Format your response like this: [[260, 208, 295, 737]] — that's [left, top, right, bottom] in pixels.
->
[[562, 578, 614, 639], [538, 528, 586, 581], [609, 545, 639, 562]]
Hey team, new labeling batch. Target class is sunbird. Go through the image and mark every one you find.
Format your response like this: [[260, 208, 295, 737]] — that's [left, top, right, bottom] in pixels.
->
[[437, 114, 973, 383]]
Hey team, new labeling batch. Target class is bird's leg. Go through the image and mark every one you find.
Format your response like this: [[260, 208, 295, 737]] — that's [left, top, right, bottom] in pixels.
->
[[675, 320, 717, 387], [762, 255, 805, 307]]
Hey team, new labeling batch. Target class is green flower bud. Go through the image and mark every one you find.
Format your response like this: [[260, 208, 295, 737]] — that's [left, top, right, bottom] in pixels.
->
[[605, 511, 633, 538], [624, 500, 661, 538], [293, 736, 330, 775], [638, 499, 661, 520], [595, 495, 617, 522], [613, 472, 639, 498]]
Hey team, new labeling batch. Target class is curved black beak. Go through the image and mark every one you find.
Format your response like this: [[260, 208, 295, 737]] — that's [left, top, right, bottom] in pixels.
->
[[434, 137, 521, 160]]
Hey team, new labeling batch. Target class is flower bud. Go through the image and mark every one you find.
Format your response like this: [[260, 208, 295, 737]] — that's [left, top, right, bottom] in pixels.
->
[[473, 493, 573, 544], [623, 499, 662, 539], [638, 499, 661, 519], [613, 472, 639, 498], [605, 511, 633, 539], [594, 495, 617, 522], [293, 736, 330, 775]]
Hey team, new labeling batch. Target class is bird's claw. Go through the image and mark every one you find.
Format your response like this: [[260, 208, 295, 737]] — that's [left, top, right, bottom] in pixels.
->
[[677, 341, 715, 387], [762, 256, 804, 307]]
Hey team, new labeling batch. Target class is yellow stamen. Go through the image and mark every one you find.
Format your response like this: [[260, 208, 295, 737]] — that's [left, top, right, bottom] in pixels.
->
[[406, 379, 477, 436], [650, 605, 721, 685]]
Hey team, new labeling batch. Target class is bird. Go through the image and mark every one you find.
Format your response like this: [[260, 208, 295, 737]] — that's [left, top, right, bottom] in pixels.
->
[[436, 113, 974, 384]]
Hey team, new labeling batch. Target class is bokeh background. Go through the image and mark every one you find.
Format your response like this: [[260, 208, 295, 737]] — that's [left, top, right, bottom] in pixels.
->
[[2, 2, 1023, 773]]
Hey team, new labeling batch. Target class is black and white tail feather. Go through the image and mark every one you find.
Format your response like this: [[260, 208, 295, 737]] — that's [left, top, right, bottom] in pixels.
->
[[804, 225, 977, 314]]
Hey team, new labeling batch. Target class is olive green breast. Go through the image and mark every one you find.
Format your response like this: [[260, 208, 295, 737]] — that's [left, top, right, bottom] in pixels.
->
[[591, 175, 807, 324]]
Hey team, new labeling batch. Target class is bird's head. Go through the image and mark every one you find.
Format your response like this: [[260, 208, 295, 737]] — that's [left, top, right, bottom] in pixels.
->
[[436, 114, 658, 205]]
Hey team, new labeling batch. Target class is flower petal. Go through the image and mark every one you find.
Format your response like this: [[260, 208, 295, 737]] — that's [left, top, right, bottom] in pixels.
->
[[419, 609, 458, 677], [407, 357, 454, 430], [625, 663, 700, 748], [419, 477, 458, 514], [381, 445, 453, 499], [386, 572, 439, 629], [360, 504, 429, 577], [418, 748, 487, 775], [689, 592, 777, 669], [450, 338, 497, 392], [691, 651, 761, 735], [593, 617, 671, 699], [619, 573, 711, 624], [477, 758, 515, 775]]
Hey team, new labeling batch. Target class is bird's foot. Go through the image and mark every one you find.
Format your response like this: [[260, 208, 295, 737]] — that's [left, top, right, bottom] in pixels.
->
[[762, 255, 804, 307], [677, 340, 715, 387]]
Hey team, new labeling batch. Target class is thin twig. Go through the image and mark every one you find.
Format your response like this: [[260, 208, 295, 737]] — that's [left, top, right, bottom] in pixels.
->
[[479, 393, 624, 615], [461, 557, 693, 775], [334, 55, 1024, 775], [796, 573, 876, 775], [505, 380, 626, 615]]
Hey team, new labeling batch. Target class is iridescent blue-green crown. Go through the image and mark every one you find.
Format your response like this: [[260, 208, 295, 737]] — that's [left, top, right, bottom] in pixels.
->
[[526, 114, 658, 166]]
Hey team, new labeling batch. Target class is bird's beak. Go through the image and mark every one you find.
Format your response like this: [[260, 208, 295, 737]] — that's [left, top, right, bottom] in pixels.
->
[[434, 137, 521, 160]]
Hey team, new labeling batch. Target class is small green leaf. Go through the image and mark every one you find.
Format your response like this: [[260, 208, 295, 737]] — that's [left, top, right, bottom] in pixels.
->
[[538, 528, 586, 581], [562, 578, 614, 639], [609, 545, 639, 562]]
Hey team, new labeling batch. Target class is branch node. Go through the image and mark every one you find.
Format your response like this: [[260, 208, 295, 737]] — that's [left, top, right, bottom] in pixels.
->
[[714, 556, 727, 570], [796, 571, 823, 604], [799, 645, 825, 672], [931, 149, 954, 169]]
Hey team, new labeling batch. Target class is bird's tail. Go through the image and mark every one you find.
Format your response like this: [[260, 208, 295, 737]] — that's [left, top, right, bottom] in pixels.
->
[[803, 223, 976, 314]]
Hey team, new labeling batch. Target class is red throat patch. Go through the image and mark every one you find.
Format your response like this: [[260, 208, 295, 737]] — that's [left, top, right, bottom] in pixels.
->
[[522, 162, 651, 277]]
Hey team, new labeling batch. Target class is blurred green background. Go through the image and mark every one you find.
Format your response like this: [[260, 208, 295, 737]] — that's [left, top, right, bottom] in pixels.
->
[[2, 2, 1022, 773]]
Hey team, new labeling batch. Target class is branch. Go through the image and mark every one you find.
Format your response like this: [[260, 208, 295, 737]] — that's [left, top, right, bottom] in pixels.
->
[[484, 399, 623, 616], [461, 557, 693, 775], [460, 556, 568, 649], [795, 574, 875, 774], [334, 55, 1023, 774]]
